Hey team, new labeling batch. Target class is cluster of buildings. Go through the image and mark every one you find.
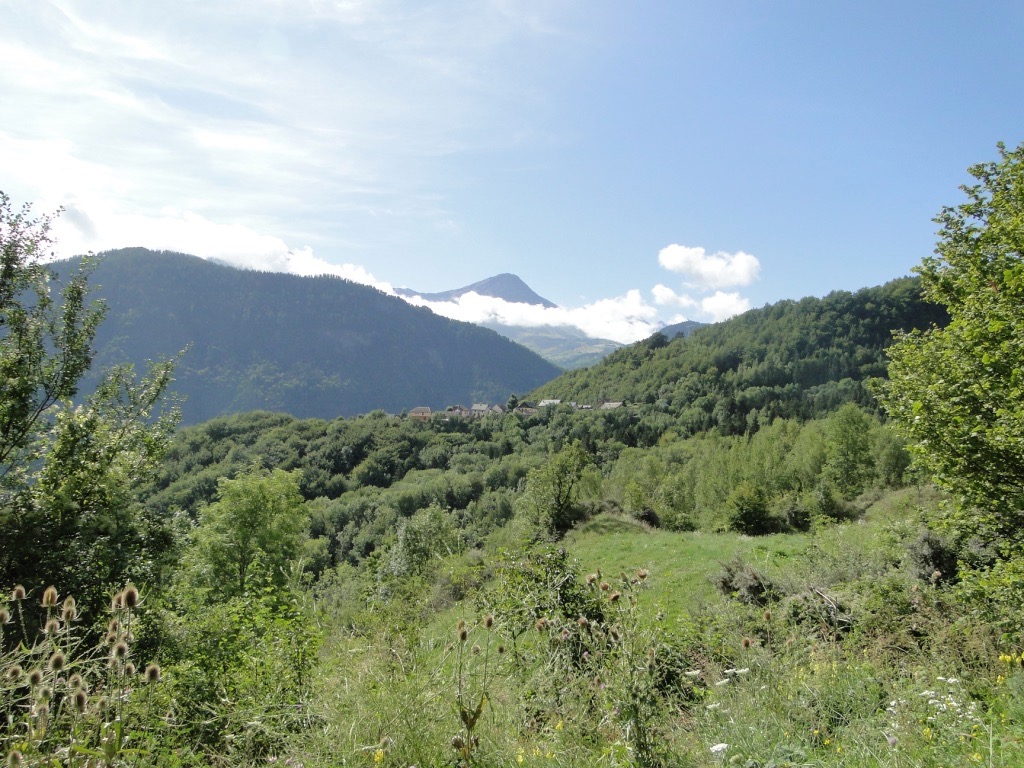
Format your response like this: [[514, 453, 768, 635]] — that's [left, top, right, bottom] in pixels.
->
[[407, 399, 623, 422]]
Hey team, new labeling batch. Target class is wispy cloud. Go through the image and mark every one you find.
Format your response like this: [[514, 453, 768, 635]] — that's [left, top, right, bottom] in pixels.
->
[[1, 1, 585, 258]]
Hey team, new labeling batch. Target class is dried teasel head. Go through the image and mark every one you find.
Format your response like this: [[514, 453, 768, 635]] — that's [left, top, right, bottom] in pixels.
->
[[121, 584, 139, 609], [44, 618, 60, 635], [144, 663, 161, 683], [11, 585, 26, 602], [483, 614, 494, 630], [48, 652, 66, 673], [73, 688, 88, 714], [41, 586, 59, 608]]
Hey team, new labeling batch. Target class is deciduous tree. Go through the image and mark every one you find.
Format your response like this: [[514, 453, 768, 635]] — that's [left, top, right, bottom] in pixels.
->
[[878, 142, 1024, 549], [0, 193, 178, 629]]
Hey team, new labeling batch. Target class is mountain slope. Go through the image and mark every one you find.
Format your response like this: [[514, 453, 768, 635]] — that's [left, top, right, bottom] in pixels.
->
[[482, 323, 621, 369], [532, 277, 948, 434], [67, 249, 561, 424]]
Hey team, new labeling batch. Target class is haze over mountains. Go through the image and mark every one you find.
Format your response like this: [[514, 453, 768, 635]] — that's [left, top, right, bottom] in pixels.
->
[[68, 248, 561, 424], [398, 274, 668, 369]]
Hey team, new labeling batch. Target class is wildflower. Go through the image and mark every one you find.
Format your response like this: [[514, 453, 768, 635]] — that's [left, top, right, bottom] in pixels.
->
[[112, 641, 129, 660], [6, 665, 22, 683], [28, 668, 43, 687], [709, 743, 728, 754], [684, 669, 701, 678], [48, 651, 65, 672], [608, 591, 621, 603], [535, 618, 547, 631], [577, 616, 589, 629], [69, 673, 84, 689], [373, 748, 384, 764], [41, 586, 58, 607], [599, 581, 610, 591], [586, 572, 598, 585], [144, 663, 161, 683]]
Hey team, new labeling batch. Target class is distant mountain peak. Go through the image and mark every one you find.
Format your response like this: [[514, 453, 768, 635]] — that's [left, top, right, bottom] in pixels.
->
[[397, 273, 558, 309]]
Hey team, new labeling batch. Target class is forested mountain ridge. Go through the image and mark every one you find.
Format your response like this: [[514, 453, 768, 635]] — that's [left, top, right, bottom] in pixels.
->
[[64, 248, 561, 424], [533, 277, 948, 433]]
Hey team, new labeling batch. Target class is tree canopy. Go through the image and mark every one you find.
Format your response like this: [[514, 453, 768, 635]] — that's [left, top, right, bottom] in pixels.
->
[[878, 142, 1024, 551], [0, 194, 177, 632]]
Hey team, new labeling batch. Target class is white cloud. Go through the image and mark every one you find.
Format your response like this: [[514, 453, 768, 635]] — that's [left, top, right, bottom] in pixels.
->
[[405, 290, 660, 345], [700, 291, 751, 322], [657, 244, 760, 289], [651, 283, 696, 308]]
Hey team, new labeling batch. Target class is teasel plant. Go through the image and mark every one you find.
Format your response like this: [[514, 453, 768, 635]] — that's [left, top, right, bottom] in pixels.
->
[[1, 583, 165, 766]]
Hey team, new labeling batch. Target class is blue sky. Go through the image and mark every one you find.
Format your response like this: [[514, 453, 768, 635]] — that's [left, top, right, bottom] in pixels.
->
[[3, 1, 1023, 343]]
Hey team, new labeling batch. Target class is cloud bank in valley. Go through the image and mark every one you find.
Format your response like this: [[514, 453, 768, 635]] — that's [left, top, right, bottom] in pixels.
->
[[404, 290, 661, 346]]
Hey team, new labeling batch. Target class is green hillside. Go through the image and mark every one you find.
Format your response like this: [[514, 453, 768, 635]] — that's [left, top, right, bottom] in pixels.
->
[[65, 248, 561, 423], [533, 277, 947, 433]]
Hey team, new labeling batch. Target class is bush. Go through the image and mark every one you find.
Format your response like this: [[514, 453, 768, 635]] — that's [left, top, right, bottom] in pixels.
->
[[727, 482, 785, 535], [716, 556, 780, 606]]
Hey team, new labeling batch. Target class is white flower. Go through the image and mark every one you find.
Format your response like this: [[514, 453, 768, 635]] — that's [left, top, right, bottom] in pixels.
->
[[709, 743, 729, 754]]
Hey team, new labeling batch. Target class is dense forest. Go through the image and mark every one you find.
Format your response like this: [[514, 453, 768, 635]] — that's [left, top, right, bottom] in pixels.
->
[[66, 248, 561, 423], [3, 144, 1024, 767]]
